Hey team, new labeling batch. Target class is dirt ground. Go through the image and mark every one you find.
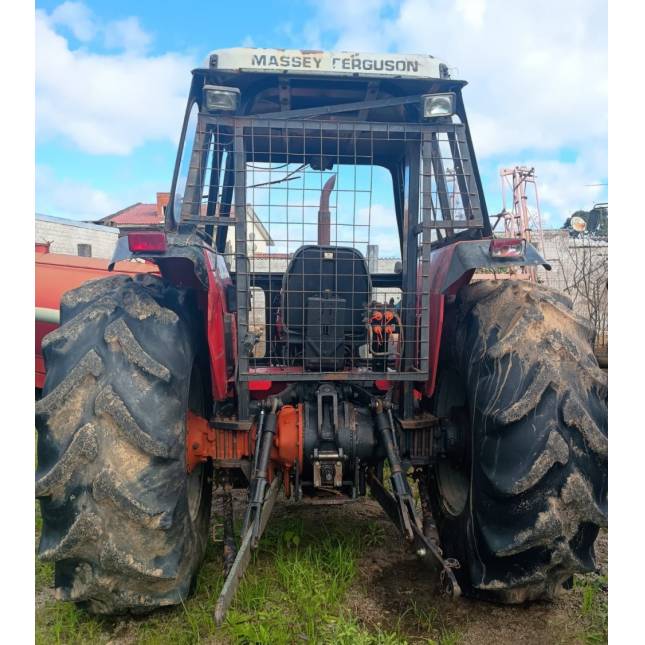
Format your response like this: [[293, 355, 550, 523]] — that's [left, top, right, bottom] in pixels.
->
[[36, 486, 607, 644], [274, 496, 608, 645]]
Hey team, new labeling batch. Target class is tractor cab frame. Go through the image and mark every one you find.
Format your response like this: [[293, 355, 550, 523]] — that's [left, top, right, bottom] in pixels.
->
[[111, 48, 546, 419]]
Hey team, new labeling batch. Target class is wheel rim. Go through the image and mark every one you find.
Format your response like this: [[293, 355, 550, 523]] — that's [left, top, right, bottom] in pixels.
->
[[187, 464, 204, 522], [187, 364, 206, 524], [434, 369, 469, 517], [436, 459, 468, 516]]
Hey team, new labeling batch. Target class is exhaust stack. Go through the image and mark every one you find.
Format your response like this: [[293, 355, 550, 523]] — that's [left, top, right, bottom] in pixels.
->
[[318, 175, 336, 246]]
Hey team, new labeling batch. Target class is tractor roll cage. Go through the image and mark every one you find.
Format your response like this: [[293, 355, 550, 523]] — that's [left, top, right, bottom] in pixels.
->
[[167, 78, 491, 396], [167, 71, 492, 239]]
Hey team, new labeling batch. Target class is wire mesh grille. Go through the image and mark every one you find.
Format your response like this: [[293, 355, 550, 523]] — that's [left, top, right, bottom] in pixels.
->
[[421, 129, 483, 235], [177, 116, 482, 381]]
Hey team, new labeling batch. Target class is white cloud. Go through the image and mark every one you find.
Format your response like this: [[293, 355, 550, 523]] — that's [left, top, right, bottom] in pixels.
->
[[455, 0, 486, 29], [302, 0, 395, 52], [297, 0, 607, 224], [304, 0, 606, 158], [36, 165, 122, 219], [528, 160, 605, 224], [360, 204, 402, 257], [36, 5, 195, 155], [50, 1, 96, 42], [103, 17, 152, 54]]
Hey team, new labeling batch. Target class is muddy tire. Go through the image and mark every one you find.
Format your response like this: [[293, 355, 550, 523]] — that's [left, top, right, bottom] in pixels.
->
[[428, 280, 608, 603], [35, 274, 212, 614]]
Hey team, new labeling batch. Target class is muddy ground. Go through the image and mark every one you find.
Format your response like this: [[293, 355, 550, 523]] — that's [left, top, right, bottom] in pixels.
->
[[271, 495, 608, 645], [36, 487, 607, 644]]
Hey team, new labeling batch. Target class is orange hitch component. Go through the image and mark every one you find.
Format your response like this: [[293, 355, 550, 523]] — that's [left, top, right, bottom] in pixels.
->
[[273, 404, 304, 472], [186, 406, 303, 480], [186, 411, 215, 473], [186, 411, 257, 472], [272, 404, 304, 498]]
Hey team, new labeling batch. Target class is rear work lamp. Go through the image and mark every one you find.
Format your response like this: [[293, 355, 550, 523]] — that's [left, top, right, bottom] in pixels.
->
[[128, 232, 167, 253], [203, 85, 240, 113], [422, 93, 455, 118], [489, 238, 526, 259]]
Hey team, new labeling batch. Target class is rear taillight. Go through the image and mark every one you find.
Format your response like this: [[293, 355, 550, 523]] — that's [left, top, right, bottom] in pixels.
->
[[489, 238, 525, 259], [128, 232, 167, 253]]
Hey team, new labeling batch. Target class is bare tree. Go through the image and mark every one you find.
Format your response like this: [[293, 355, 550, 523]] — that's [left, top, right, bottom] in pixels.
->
[[552, 235, 608, 363]]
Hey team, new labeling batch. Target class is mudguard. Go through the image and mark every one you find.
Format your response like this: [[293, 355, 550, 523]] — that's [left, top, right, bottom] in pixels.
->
[[109, 232, 210, 289], [109, 232, 235, 402], [424, 239, 550, 397]]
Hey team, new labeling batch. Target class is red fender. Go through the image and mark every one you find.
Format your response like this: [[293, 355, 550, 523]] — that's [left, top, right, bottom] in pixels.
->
[[203, 250, 236, 402], [424, 243, 476, 397]]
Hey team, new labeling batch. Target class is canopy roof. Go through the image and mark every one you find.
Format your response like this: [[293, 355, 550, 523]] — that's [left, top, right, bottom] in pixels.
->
[[205, 48, 449, 80]]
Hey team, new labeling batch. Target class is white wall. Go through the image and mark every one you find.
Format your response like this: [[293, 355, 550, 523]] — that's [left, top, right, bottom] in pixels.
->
[[537, 230, 608, 341], [36, 216, 119, 259]]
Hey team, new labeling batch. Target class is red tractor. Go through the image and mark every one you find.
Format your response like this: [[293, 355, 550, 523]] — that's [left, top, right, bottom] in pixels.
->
[[35, 48, 607, 620]]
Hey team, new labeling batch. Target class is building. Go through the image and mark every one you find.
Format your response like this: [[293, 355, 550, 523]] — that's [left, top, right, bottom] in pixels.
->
[[538, 229, 608, 294], [96, 193, 168, 234], [538, 228, 608, 359], [36, 213, 120, 259], [97, 192, 274, 254]]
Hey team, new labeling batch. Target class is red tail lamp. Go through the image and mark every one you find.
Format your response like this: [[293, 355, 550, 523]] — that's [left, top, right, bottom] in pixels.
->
[[128, 232, 167, 253], [489, 238, 525, 259]]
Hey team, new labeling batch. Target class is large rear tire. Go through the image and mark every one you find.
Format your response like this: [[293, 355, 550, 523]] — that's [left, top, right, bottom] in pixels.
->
[[35, 274, 212, 614], [428, 280, 607, 603]]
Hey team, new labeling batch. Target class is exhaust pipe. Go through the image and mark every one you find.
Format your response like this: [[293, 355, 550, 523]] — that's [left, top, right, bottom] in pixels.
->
[[318, 175, 336, 246]]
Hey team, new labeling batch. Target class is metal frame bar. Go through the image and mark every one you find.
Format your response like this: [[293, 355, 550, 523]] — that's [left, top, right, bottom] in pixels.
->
[[233, 124, 250, 418], [401, 139, 421, 415], [256, 93, 424, 120], [199, 114, 468, 134], [176, 113, 485, 386], [455, 91, 491, 236]]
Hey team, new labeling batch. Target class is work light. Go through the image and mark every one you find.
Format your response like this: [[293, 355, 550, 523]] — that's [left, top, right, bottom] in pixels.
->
[[422, 93, 455, 118], [203, 85, 240, 113], [489, 238, 525, 259]]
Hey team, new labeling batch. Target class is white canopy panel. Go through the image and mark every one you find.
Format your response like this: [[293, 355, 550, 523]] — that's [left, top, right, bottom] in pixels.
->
[[206, 48, 446, 79]]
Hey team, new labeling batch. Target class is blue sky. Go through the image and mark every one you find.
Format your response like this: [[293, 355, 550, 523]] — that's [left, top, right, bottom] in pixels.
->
[[36, 0, 607, 237]]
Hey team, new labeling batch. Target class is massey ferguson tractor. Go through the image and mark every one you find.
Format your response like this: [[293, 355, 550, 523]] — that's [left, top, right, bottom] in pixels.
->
[[35, 48, 607, 621]]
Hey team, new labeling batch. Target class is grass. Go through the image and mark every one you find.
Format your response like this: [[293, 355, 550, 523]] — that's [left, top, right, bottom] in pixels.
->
[[35, 503, 426, 644], [574, 572, 609, 644], [35, 497, 608, 645]]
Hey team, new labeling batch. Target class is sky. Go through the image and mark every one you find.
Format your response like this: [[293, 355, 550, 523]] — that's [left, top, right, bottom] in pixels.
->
[[35, 0, 608, 235]]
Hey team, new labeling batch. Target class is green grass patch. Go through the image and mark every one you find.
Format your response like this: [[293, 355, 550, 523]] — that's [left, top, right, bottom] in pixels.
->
[[35, 505, 437, 644], [35, 496, 608, 645], [35, 503, 54, 590], [574, 572, 608, 644]]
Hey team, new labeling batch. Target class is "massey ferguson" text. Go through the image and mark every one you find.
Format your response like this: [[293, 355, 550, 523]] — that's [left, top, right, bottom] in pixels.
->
[[251, 54, 420, 73]]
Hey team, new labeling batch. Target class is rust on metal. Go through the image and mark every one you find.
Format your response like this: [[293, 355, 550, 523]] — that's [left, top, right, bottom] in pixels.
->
[[209, 417, 254, 432], [398, 413, 440, 431], [317, 175, 336, 245], [414, 468, 435, 539], [221, 481, 237, 576], [214, 471, 282, 625]]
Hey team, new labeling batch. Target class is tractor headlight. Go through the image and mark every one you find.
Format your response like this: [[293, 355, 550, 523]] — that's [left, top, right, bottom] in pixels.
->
[[422, 93, 455, 118], [489, 238, 526, 259], [203, 85, 240, 113]]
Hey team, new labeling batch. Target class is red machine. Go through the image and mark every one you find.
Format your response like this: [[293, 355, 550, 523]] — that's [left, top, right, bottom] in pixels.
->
[[35, 48, 607, 622], [35, 249, 157, 389]]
